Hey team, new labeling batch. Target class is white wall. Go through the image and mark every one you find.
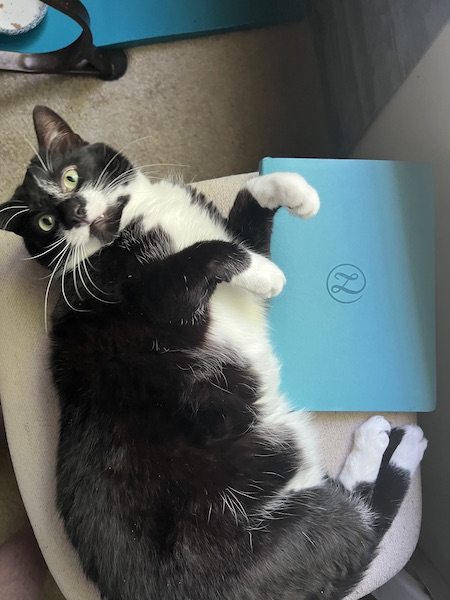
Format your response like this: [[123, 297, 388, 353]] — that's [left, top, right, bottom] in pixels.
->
[[352, 22, 450, 586]]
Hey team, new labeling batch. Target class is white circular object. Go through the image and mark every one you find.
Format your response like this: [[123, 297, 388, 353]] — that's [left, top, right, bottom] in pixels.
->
[[0, 0, 47, 35]]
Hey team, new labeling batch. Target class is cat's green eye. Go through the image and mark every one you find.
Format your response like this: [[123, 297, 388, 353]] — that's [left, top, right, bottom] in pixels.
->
[[37, 214, 56, 233], [61, 167, 79, 192]]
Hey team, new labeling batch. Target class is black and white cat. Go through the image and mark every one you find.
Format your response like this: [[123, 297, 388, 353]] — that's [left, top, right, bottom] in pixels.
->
[[1, 106, 427, 600]]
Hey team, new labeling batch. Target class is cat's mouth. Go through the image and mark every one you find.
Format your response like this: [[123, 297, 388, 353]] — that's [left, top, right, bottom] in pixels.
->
[[90, 214, 107, 234], [88, 203, 125, 244], [89, 213, 119, 244]]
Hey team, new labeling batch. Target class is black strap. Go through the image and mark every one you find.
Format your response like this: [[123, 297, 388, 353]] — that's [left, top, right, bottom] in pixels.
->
[[0, 0, 127, 80]]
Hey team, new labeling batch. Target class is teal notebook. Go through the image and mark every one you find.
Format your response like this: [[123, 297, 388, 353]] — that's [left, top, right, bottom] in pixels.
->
[[260, 158, 436, 412], [0, 1, 306, 53]]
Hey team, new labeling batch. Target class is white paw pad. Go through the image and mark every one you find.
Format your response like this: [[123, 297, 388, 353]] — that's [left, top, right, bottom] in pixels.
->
[[246, 173, 320, 219], [339, 416, 391, 490], [390, 425, 427, 475], [232, 252, 286, 298]]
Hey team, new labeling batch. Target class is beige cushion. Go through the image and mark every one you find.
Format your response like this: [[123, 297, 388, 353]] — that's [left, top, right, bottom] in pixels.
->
[[0, 173, 421, 599]]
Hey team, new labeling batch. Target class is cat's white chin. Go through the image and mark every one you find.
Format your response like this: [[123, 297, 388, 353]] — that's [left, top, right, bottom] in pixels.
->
[[65, 224, 91, 248], [64, 227, 103, 269]]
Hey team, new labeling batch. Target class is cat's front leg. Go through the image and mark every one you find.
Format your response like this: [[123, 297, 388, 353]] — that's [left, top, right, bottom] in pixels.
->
[[120, 240, 256, 321], [246, 172, 320, 219], [230, 250, 286, 299], [173, 242, 286, 300], [226, 172, 319, 256]]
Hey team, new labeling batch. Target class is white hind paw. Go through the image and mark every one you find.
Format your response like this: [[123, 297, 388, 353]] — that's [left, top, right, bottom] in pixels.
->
[[390, 425, 427, 475], [354, 416, 391, 453], [339, 416, 391, 490], [246, 173, 320, 219]]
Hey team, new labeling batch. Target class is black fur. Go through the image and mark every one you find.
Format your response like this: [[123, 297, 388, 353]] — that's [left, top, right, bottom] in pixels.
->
[[227, 188, 275, 256]]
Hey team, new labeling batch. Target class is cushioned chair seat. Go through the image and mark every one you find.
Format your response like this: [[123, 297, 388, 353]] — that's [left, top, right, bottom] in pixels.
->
[[0, 173, 421, 600]]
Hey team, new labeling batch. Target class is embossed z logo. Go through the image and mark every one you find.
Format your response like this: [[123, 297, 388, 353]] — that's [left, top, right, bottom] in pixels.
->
[[326, 264, 366, 303]]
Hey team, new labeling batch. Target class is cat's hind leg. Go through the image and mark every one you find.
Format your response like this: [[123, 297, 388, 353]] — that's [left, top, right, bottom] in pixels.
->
[[370, 424, 427, 538], [338, 416, 391, 498], [339, 417, 427, 540]]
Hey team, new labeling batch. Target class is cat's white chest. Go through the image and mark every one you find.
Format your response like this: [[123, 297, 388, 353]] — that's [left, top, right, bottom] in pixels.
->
[[121, 175, 230, 250]]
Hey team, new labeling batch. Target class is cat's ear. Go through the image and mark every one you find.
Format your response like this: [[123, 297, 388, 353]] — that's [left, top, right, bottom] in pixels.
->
[[0, 198, 27, 235], [33, 106, 85, 153]]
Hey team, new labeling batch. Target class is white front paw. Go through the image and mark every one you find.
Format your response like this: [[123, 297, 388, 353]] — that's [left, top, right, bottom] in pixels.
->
[[246, 173, 320, 219], [232, 252, 286, 298]]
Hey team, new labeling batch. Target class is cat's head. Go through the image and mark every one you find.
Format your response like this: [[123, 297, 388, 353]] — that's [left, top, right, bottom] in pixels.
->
[[0, 106, 134, 268]]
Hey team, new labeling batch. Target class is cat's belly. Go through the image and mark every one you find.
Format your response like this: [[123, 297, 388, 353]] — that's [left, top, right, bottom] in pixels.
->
[[208, 283, 326, 491], [207, 283, 285, 418], [208, 283, 276, 387]]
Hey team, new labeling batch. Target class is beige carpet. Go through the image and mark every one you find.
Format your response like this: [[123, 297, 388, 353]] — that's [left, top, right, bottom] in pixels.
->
[[0, 19, 330, 600]]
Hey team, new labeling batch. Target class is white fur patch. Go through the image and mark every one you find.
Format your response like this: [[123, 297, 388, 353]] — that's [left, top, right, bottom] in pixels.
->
[[390, 425, 427, 475], [33, 176, 62, 199], [58, 182, 131, 263], [121, 173, 230, 251], [339, 416, 391, 490], [83, 186, 114, 224], [232, 251, 286, 298], [65, 224, 90, 248], [245, 172, 320, 219]]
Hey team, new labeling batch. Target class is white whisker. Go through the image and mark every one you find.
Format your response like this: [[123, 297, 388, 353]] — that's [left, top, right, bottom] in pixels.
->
[[85, 255, 99, 272], [49, 242, 71, 267], [221, 493, 238, 525], [23, 237, 65, 261], [21, 134, 49, 173], [61, 248, 86, 314], [73, 246, 83, 300], [302, 531, 316, 547], [0, 205, 26, 214], [99, 166, 149, 194], [227, 486, 257, 500], [3, 209, 29, 229], [226, 488, 249, 522], [135, 162, 191, 170], [44, 244, 71, 334], [93, 137, 167, 191], [97, 160, 191, 196], [77, 251, 117, 305], [81, 247, 113, 296]]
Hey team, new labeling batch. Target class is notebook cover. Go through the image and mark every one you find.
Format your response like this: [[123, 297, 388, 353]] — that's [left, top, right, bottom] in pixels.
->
[[0, 1, 306, 53], [260, 157, 436, 412]]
